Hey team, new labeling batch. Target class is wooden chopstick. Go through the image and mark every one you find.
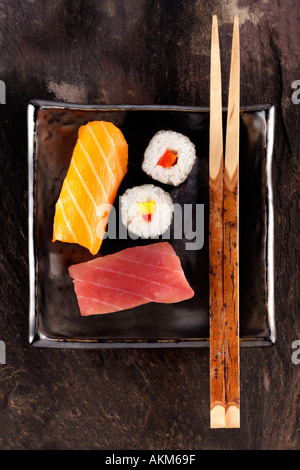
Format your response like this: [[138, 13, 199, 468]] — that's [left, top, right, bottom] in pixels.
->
[[209, 15, 226, 429], [209, 14, 240, 429], [223, 14, 240, 428]]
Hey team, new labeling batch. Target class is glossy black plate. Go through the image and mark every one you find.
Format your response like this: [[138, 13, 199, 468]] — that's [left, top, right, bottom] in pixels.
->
[[28, 101, 275, 348]]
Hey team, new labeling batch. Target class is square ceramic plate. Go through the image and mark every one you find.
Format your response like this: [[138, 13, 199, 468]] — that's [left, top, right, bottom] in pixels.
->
[[28, 101, 275, 348]]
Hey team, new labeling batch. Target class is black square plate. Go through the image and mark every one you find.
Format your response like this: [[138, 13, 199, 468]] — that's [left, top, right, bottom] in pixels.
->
[[28, 101, 275, 348]]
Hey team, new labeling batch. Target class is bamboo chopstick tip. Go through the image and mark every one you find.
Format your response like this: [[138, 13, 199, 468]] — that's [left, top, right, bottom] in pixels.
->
[[225, 404, 240, 428], [212, 15, 218, 30], [210, 404, 226, 429], [233, 15, 239, 31]]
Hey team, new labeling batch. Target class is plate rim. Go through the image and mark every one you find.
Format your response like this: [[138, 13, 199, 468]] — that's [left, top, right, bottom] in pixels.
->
[[28, 101, 276, 349]]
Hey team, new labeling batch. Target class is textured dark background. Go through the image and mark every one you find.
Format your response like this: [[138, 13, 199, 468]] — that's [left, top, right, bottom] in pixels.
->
[[0, 0, 299, 450]]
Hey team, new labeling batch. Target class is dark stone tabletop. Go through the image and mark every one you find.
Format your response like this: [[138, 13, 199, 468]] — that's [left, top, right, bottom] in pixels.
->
[[0, 0, 299, 450]]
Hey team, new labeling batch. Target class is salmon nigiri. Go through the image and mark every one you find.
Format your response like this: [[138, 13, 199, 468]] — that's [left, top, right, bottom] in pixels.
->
[[53, 121, 128, 255]]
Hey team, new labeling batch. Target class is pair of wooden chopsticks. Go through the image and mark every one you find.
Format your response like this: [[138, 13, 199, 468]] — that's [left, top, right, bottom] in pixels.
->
[[209, 15, 240, 428]]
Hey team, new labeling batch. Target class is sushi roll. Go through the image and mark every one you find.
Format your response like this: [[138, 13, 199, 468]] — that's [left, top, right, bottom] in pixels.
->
[[142, 130, 196, 186], [120, 184, 173, 238]]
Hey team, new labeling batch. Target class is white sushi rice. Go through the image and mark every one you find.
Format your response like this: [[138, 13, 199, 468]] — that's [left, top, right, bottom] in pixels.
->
[[142, 130, 196, 186], [120, 184, 174, 238]]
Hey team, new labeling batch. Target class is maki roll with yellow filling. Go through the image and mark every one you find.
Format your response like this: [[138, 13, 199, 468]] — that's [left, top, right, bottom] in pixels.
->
[[120, 184, 174, 238]]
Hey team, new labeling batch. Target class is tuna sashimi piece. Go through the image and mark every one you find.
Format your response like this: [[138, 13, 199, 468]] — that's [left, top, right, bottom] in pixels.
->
[[68, 242, 194, 315], [53, 121, 128, 255]]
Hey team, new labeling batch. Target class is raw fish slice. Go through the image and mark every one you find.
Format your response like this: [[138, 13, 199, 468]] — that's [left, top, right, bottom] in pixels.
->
[[53, 121, 128, 255], [68, 242, 194, 315]]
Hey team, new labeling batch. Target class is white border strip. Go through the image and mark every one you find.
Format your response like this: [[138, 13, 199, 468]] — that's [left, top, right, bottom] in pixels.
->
[[28, 103, 36, 343], [266, 106, 276, 344]]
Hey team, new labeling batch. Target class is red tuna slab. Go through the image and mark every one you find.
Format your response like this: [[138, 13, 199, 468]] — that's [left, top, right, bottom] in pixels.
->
[[68, 242, 194, 315]]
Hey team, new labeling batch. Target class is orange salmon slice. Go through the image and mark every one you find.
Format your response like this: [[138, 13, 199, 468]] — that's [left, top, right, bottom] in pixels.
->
[[52, 121, 128, 255]]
